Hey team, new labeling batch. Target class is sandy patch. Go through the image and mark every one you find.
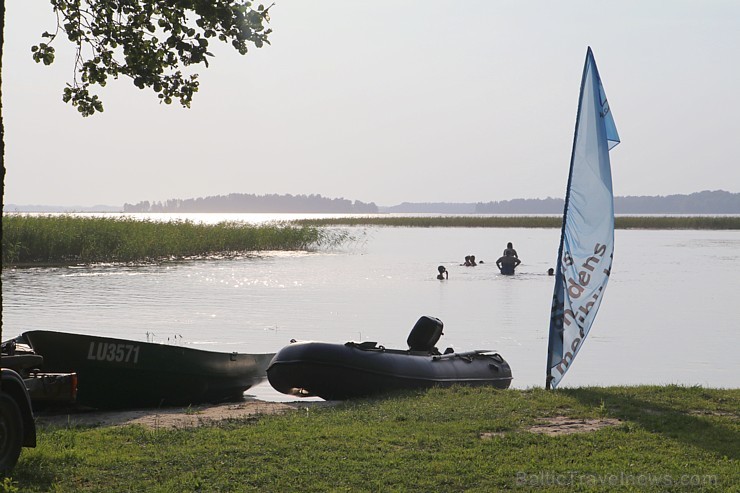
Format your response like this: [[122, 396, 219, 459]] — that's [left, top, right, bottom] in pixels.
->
[[527, 416, 621, 436], [479, 416, 621, 439], [35, 399, 335, 429], [478, 432, 506, 439]]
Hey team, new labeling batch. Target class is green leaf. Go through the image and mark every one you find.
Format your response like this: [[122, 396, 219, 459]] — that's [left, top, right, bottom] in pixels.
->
[[34, 0, 273, 116]]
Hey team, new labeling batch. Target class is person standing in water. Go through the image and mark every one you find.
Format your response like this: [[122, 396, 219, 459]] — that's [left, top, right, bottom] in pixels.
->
[[496, 251, 521, 275], [503, 242, 518, 258], [437, 265, 448, 280]]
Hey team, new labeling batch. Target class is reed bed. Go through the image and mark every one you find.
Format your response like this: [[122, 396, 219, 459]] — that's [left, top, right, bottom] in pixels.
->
[[3, 214, 736, 266], [295, 216, 562, 228], [293, 215, 740, 229], [616, 216, 740, 229], [1, 215, 349, 266]]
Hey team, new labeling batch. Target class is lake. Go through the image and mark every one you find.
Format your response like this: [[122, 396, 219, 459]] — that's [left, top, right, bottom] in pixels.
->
[[2, 216, 738, 401]]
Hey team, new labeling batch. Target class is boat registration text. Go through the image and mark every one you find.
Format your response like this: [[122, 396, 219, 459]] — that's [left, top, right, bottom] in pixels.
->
[[87, 341, 141, 364]]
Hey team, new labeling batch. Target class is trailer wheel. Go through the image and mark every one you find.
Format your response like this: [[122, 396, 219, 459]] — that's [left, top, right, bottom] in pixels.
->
[[0, 393, 24, 474]]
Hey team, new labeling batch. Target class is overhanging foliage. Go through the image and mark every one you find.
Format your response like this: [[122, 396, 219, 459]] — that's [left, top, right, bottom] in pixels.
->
[[32, 0, 273, 116]]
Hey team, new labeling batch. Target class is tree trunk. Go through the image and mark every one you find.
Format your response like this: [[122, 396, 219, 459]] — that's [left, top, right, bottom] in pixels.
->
[[1, 0, 6, 342]]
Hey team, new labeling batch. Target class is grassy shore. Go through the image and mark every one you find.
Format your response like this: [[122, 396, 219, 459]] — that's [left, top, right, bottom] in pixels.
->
[[293, 215, 740, 229], [7, 385, 738, 492], [1, 215, 350, 266]]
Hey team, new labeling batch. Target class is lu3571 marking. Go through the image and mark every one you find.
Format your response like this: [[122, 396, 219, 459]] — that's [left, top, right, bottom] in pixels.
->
[[87, 341, 141, 364]]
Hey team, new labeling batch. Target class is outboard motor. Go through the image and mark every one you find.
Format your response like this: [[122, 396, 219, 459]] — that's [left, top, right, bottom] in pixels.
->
[[407, 316, 444, 353]]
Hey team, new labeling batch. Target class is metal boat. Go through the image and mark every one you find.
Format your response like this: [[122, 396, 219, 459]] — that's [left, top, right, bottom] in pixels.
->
[[21, 330, 274, 409]]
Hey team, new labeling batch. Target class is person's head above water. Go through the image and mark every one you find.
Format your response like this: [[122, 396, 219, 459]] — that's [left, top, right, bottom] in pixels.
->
[[438, 265, 446, 274]]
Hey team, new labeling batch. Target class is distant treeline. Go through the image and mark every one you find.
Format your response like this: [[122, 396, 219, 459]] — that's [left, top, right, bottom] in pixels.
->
[[11, 190, 739, 214], [614, 190, 740, 214], [381, 191, 740, 214], [123, 193, 379, 213], [473, 190, 740, 214]]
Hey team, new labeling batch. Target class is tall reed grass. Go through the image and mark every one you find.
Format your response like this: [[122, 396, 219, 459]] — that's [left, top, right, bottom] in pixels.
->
[[293, 215, 740, 229], [4, 214, 735, 266], [2, 215, 349, 266]]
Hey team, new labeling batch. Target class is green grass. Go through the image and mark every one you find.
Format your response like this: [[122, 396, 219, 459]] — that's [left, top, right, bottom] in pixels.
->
[[292, 215, 740, 229], [1, 215, 351, 266], [8, 386, 738, 492]]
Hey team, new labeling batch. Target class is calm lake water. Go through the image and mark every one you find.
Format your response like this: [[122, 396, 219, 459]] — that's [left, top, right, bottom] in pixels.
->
[[2, 215, 739, 401]]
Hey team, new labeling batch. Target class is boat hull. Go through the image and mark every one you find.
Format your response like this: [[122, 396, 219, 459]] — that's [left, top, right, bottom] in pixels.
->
[[22, 330, 274, 409], [267, 341, 512, 400]]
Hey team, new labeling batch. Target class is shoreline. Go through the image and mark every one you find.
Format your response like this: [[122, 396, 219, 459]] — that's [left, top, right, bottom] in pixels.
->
[[34, 398, 337, 430]]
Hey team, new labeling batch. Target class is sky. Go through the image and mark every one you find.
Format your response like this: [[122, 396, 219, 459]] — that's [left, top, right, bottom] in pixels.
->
[[3, 1, 740, 208]]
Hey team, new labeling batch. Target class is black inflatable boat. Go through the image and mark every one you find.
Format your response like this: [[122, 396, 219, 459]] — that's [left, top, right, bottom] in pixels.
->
[[266, 316, 512, 400]]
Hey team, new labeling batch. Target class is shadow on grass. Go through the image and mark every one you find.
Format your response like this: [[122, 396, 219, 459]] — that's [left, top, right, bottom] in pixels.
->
[[564, 387, 739, 460], [12, 454, 59, 491]]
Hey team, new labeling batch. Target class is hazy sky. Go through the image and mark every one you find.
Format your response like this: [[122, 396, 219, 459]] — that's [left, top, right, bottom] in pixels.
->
[[4, 1, 740, 207]]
